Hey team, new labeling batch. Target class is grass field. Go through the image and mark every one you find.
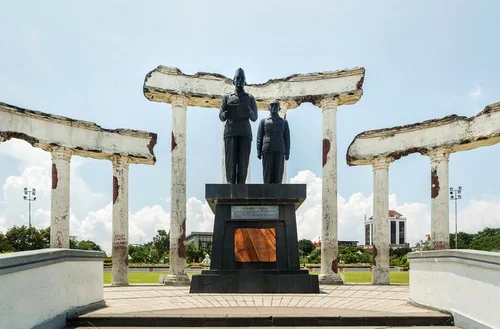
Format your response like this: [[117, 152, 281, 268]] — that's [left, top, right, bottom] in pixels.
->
[[103, 271, 409, 285]]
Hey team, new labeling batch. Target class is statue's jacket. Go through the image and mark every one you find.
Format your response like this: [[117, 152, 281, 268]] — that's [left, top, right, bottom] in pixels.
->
[[219, 91, 258, 140], [256, 115, 291, 156]]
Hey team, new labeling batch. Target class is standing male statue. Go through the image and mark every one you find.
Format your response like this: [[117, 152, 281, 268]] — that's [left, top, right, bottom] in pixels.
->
[[256, 100, 290, 183], [219, 68, 258, 184]]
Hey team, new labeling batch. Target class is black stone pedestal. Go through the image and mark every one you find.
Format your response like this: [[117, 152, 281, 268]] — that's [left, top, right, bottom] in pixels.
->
[[189, 184, 319, 293]]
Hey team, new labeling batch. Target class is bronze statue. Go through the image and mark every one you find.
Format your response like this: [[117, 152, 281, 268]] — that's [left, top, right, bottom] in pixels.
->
[[219, 68, 258, 184], [256, 100, 290, 183]]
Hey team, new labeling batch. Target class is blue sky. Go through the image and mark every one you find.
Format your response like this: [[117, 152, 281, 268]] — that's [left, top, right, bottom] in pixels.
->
[[0, 1, 499, 252]]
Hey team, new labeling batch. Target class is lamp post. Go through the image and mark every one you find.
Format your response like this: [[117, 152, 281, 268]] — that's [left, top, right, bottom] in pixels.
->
[[450, 186, 462, 249], [23, 187, 36, 227]]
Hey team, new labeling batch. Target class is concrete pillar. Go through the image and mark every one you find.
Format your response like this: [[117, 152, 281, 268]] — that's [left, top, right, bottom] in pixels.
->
[[50, 146, 72, 248], [278, 101, 289, 183], [372, 157, 392, 284], [111, 155, 130, 286], [428, 149, 451, 250], [165, 95, 190, 285], [318, 97, 343, 284]]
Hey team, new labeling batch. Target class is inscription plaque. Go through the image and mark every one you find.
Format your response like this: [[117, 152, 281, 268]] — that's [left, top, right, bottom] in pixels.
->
[[231, 205, 279, 219]]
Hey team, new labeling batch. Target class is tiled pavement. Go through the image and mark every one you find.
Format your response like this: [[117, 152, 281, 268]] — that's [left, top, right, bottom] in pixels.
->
[[85, 284, 441, 316]]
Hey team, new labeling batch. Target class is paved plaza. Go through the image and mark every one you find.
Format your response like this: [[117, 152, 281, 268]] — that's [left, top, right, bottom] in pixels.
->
[[86, 284, 441, 316]]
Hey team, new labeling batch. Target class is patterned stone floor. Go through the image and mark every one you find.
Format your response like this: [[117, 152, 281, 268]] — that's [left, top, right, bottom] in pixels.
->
[[84, 284, 442, 317]]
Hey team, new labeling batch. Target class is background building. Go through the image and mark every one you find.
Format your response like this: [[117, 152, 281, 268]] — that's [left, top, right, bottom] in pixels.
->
[[364, 210, 408, 248], [185, 231, 213, 248]]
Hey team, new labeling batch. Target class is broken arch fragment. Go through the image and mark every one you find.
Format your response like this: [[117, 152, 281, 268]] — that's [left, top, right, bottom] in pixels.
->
[[346, 101, 500, 166], [143, 65, 365, 110]]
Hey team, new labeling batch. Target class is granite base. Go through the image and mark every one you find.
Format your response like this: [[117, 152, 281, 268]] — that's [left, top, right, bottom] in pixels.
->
[[190, 269, 319, 293]]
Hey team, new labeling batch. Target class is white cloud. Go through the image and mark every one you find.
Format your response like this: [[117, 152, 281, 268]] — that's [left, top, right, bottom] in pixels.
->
[[454, 198, 500, 234], [291, 170, 432, 245], [470, 82, 482, 99]]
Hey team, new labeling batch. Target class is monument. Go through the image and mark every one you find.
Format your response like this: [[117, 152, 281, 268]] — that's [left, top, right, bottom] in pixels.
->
[[189, 70, 318, 293], [219, 68, 258, 184], [257, 99, 290, 183]]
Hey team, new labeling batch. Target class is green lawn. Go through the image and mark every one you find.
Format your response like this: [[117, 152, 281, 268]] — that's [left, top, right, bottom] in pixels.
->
[[103, 271, 409, 284]]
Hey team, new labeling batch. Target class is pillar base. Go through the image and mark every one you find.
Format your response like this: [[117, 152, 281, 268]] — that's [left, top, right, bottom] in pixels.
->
[[111, 282, 129, 287], [163, 274, 191, 286], [318, 273, 344, 285], [372, 270, 390, 285]]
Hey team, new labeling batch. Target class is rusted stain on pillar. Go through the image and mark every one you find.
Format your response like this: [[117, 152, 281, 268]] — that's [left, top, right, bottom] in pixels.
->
[[322, 139, 330, 167], [56, 230, 63, 248], [147, 133, 158, 157], [431, 168, 440, 199], [113, 176, 119, 204], [51, 163, 58, 189], [433, 241, 448, 250], [331, 258, 338, 273], [177, 228, 186, 258], [171, 132, 177, 151], [372, 246, 378, 266], [356, 76, 365, 90]]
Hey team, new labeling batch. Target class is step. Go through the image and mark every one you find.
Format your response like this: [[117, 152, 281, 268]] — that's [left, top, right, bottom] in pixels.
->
[[67, 327, 461, 329], [67, 313, 454, 327]]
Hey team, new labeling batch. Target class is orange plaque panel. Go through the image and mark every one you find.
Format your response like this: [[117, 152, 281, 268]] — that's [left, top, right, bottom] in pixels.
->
[[234, 228, 276, 262]]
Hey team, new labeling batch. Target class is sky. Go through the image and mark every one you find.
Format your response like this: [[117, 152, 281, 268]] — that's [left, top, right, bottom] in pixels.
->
[[0, 1, 499, 255]]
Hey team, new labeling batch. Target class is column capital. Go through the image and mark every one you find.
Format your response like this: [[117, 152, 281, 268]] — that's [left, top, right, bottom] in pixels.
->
[[112, 155, 130, 168], [427, 148, 452, 162], [371, 157, 393, 170], [320, 97, 339, 111], [51, 146, 73, 160], [170, 94, 189, 108]]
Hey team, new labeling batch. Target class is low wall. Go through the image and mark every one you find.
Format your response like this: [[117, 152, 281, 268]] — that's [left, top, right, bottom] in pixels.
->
[[0, 249, 105, 329], [408, 249, 500, 329]]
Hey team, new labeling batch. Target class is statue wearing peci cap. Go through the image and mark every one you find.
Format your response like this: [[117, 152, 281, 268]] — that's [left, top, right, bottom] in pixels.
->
[[219, 68, 258, 184]]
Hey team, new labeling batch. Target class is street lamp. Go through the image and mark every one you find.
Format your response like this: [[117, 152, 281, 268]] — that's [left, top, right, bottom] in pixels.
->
[[450, 186, 462, 249], [23, 187, 36, 227]]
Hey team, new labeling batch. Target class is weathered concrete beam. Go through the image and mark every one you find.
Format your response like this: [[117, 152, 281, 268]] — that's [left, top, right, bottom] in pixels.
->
[[0, 102, 157, 165], [347, 102, 500, 166], [143, 66, 365, 109]]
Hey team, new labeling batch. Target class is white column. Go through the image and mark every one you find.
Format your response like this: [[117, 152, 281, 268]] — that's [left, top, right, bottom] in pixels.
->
[[429, 149, 451, 250], [111, 156, 130, 286], [372, 157, 392, 284], [50, 147, 72, 248], [165, 95, 190, 285], [319, 98, 342, 284], [221, 123, 227, 183], [278, 101, 289, 183]]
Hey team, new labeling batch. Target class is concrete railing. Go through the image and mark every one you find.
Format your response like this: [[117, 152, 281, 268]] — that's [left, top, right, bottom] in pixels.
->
[[0, 249, 106, 329], [408, 249, 500, 329]]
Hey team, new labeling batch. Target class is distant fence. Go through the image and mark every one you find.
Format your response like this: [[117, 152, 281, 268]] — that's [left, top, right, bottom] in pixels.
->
[[0, 249, 105, 329], [408, 249, 500, 329]]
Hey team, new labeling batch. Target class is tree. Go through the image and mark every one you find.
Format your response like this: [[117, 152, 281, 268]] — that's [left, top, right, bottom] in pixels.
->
[[70, 236, 105, 255], [152, 230, 170, 259], [470, 228, 500, 251], [129, 243, 157, 263], [298, 239, 315, 256], [186, 241, 204, 263], [6, 226, 46, 251], [309, 248, 321, 263], [0, 232, 14, 253], [415, 239, 432, 251], [449, 232, 475, 249]]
